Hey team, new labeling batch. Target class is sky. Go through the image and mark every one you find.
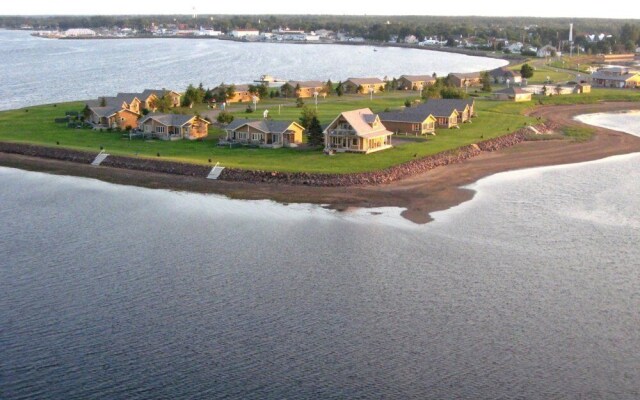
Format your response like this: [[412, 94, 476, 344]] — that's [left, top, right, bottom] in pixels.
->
[[0, 0, 638, 19]]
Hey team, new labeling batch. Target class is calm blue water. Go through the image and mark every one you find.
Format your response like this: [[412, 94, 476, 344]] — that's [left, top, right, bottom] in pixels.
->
[[0, 29, 507, 111], [2, 113, 640, 399], [1, 28, 640, 399]]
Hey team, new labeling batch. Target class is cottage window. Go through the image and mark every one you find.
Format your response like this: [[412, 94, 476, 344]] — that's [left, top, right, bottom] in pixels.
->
[[156, 126, 165, 134]]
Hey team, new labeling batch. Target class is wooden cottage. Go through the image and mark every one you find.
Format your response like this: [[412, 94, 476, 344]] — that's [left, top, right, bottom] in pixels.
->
[[214, 84, 255, 103], [288, 80, 326, 98], [425, 99, 475, 124], [138, 113, 210, 140], [223, 119, 305, 148], [323, 108, 393, 154], [342, 78, 386, 94], [493, 87, 532, 102], [413, 102, 460, 129], [378, 108, 437, 135], [448, 72, 482, 88], [397, 75, 436, 91]]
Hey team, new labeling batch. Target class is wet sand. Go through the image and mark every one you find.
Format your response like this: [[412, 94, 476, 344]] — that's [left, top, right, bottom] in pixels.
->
[[2, 102, 640, 224]]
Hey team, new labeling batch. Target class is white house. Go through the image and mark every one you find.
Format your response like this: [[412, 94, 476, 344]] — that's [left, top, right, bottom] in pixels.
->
[[230, 29, 260, 38], [537, 45, 561, 58]]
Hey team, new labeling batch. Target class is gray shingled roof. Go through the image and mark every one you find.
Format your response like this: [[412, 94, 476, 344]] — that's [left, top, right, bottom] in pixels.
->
[[288, 80, 325, 88], [139, 113, 198, 127], [449, 72, 481, 79], [378, 107, 433, 123], [88, 106, 120, 118], [115, 93, 141, 104], [591, 71, 639, 81], [494, 87, 529, 95], [414, 100, 459, 117], [425, 99, 474, 113], [399, 75, 436, 82], [489, 68, 521, 78], [346, 77, 384, 85], [140, 89, 180, 99], [225, 119, 299, 134]]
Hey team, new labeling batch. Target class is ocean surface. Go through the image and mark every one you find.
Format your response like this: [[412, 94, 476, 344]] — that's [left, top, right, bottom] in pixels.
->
[[2, 111, 640, 399], [0, 29, 507, 111]]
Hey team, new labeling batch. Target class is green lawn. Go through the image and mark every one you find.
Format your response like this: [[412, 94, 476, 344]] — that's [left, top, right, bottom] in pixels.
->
[[11, 90, 639, 174]]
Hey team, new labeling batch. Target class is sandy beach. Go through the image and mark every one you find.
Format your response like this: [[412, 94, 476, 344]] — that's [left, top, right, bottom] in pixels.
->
[[2, 102, 640, 223]]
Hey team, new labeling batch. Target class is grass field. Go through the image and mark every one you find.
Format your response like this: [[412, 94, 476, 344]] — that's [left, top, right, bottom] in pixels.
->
[[1, 88, 637, 174]]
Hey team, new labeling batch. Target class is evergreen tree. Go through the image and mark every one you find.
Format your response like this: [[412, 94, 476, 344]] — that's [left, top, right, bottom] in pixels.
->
[[307, 116, 324, 147], [481, 71, 492, 92], [335, 81, 343, 97], [299, 106, 317, 129], [280, 82, 294, 98], [217, 111, 234, 124], [520, 64, 535, 79], [324, 79, 333, 95]]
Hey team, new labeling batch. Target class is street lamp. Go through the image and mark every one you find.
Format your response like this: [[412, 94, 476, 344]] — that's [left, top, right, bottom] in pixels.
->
[[313, 91, 319, 111], [252, 95, 258, 111], [369, 87, 374, 101]]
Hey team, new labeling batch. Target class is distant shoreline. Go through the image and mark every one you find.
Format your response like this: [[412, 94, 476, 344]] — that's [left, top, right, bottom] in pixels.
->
[[29, 31, 519, 63], [2, 102, 639, 224]]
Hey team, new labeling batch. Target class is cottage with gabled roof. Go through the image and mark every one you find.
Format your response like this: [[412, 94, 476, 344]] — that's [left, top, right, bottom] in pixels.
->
[[590, 68, 640, 88], [448, 72, 482, 88], [214, 84, 255, 103], [323, 108, 393, 154], [139, 113, 210, 140], [488, 68, 522, 84], [223, 119, 305, 148], [378, 107, 437, 135], [413, 102, 460, 129], [88, 106, 140, 130], [493, 87, 532, 102], [426, 99, 475, 124], [342, 78, 386, 94], [288, 80, 326, 98], [139, 89, 182, 109], [397, 75, 436, 91]]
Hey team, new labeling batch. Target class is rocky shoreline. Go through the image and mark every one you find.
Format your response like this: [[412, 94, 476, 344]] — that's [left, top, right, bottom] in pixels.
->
[[0, 123, 553, 187]]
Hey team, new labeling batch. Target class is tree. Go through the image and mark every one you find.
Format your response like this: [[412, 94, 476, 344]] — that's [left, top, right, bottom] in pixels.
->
[[335, 81, 343, 97], [154, 95, 173, 112], [82, 104, 91, 120], [280, 82, 294, 98], [295, 97, 305, 108], [520, 64, 535, 79], [554, 84, 562, 95], [99, 97, 106, 107], [324, 79, 333, 95], [257, 83, 269, 99], [404, 99, 412, 107], [356, 84, 364, 94], [298, 106, 317, 129], [225, 84, 236, 101], [294, 83, 301, 97], [307, 116, 324, 147], [217, 111, 234, 124], [182, 84, 204, 107], [542, 85, 548, 96], [481, 71, 492, 92], [440, 87, 468, 99]]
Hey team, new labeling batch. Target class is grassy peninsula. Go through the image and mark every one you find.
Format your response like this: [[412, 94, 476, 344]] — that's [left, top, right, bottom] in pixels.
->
[[0, 88, 639, 174]]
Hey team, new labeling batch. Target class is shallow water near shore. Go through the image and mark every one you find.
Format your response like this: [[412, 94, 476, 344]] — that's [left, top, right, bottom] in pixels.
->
[[2, 112, 640, 399]]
